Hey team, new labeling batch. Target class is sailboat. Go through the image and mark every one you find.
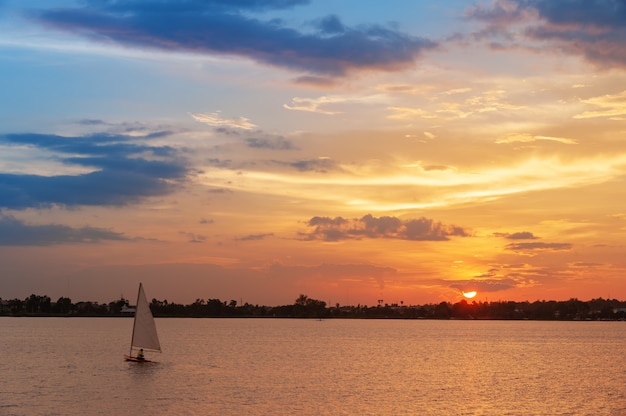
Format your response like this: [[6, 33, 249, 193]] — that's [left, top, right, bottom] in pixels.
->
[[124, 283, 161, 362]]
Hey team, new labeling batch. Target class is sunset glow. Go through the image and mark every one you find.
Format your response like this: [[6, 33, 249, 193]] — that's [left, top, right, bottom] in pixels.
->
[[1, 1, 626, 306]]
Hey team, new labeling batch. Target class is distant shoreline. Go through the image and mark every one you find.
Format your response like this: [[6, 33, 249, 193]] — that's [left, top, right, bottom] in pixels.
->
[[2, 313, 625, 322], [3, 294, 626, 320]]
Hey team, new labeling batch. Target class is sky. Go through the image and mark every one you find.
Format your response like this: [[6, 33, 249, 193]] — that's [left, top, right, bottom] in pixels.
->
[[1, 0, 626, 306]]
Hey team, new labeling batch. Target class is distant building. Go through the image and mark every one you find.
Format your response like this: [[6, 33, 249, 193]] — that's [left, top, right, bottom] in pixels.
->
[[120, 305, 136, 316]]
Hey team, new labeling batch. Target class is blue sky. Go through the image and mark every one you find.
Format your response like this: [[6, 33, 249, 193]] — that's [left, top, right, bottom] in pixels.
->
[[1, 0, 626, 305]]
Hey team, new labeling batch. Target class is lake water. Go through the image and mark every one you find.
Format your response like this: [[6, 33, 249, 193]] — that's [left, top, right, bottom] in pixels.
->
[[1, 318, 626, 415]]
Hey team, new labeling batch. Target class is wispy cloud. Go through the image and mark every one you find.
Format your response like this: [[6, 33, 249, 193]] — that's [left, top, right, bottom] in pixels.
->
[[574, 90, 626, 119], [246, 137, 295, 150], [506, 241, 573, 254], [284, 93, 388, 114], [496, 133, 577, 145], [0, 214, 130, 246], [506, 231, 538, 240], [180, 231, 207, 244], [279, 158, 340, 173], [199, 154, 626, 212], [236, 233, 274, 241], [190, 112, 257, 130], [283, 96, 343, 115]]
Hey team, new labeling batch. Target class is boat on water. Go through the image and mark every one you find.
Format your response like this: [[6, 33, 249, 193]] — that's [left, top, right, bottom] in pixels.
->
[[124, 283, 161, 362]]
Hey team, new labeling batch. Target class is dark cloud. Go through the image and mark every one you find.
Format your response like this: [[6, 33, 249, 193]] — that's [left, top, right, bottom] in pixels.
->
[[466, 0, 626, 68], [506, 242, 573, 252], [205, 158, 233, 169], [207, 187, 232, 194], [525, 0, 626, 27], [180, 231, 207, 243], [31, 0, 435, 77], [506, 231, 538, 240], [292, 75, 336, 87], [0, 214, 129, 246], [572, 262, 603, 267], [0, 132, 188, 209], [281, 158, 339, 173], [77, 119, 107, 126], [245, 137, 295, 150], [87, 0, 310, 13], [236, 232, 274, 241], [301, 214, 469, 242], [315, 14, 346, 35]]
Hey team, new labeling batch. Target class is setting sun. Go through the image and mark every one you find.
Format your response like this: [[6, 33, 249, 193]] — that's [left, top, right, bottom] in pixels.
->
[[463, 291, 477, 299]]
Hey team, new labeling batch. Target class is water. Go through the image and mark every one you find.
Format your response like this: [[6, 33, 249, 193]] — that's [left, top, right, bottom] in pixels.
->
[[1, 318, 626, 415]]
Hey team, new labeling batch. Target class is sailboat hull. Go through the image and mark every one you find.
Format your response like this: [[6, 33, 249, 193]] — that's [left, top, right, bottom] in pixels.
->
[[124, 355, 152, 363]]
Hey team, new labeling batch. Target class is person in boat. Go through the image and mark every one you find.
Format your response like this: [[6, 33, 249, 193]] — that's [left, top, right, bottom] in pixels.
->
[[137, 348, 144, 360]]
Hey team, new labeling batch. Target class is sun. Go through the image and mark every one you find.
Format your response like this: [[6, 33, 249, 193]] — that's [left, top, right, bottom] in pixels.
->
[[462, 291, 477, 299]]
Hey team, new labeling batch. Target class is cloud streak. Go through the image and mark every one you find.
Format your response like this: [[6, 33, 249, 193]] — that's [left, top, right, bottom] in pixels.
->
[[506, 242, 573, 254], [0, 214, 130, 246], [190, 112, 257, 130]]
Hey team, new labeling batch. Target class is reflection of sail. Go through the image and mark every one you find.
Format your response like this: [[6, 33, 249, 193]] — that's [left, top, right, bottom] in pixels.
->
[[125, 283, 161, 361]]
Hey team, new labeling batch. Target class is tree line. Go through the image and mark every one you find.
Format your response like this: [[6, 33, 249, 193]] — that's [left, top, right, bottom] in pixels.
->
[[2, 293, 626, 320]]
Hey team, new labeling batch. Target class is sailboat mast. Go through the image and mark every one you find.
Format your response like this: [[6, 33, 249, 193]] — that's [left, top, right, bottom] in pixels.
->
[[129, 282, 143, 356]]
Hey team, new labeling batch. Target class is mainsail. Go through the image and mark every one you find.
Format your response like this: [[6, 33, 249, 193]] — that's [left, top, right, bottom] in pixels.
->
[[129, 283, 161, 355]]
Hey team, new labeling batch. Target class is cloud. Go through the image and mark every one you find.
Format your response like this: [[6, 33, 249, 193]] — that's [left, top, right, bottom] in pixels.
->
[[31, 1, 436, 77], [275, 158, 340, 173], [571, 262, 603, 268], [466, 0, 626, 69], [292, 75, 337, 87], [283, 96, 343, 114], [236, 232, 274, 241], [284, 93, 387, 114], [180, 231, 207, 243], [573, 90, 626, 119], [0, 214, 130, 246], [495, 133, 577, 145], [505, 242, 573, 253], [387, 106, 439, 120], [0, 132, 188, 209], [506, 231, 538, 240], [246, 137, 295, 150], [190, 112, 257, 130], [300, 214, 469, 242], [74, 119, 175, 137]]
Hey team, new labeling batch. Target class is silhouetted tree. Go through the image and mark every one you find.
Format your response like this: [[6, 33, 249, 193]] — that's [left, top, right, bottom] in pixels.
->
[[434, 301, 451, 319], [54, 297, 73, 314], [8, 298, 24, 315], [293, 294, 327, 318]]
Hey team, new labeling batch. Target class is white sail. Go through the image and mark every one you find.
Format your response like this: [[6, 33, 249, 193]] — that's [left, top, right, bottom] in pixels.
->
[[130, 283, 161, 353]]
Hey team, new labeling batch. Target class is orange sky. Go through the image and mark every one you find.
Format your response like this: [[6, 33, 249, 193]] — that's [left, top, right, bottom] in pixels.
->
[[1, 0, 625, 305]]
